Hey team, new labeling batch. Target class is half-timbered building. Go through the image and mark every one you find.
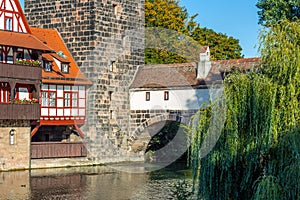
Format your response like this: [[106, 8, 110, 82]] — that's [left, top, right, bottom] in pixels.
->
[[30, 27, 92, 145], [0, 0, 91, 169], [0, 0, 53, 170]]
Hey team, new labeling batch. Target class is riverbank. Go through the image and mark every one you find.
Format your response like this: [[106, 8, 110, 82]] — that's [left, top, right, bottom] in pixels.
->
[[0, 155, 145, 172]]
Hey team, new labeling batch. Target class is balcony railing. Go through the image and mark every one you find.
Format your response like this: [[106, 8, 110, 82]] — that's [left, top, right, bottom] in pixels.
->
[[31, 142, 88, 159], [0, 62, 42, 80], [0, 103, 40, 120]]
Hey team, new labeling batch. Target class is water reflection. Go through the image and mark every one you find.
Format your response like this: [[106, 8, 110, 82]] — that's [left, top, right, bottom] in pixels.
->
[[0, 163, 191, 200]]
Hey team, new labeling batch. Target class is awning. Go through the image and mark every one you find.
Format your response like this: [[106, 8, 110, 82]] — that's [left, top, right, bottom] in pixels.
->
[[0, 30, 54, 52]]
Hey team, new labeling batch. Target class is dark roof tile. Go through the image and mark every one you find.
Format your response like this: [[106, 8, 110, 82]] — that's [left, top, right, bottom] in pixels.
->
[[130, 57, 261, 89]]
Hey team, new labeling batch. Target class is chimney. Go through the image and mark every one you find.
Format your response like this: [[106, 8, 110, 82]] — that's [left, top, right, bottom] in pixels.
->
[[197, 46, 211, 79]]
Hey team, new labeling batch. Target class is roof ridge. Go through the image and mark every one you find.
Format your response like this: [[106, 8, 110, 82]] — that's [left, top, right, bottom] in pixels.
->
[[143, 62, 197, 68], [213, 57, 261, 63]]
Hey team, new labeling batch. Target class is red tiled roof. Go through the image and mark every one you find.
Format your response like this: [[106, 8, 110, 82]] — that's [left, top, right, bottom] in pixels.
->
[[42, 54, 54, 62], [49, 53, 70, 63], [0, 30, 53, 52], [200, 46, 209, 53], [130, 57, 261, 89], [213, 57, 260, 71], [30, 27, 91, 85]]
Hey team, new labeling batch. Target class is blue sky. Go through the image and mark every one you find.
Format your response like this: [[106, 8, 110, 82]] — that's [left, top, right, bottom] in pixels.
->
[[20, 0, 259, 58], [179, 0, 261, 58], [20, 0, 23, 8]]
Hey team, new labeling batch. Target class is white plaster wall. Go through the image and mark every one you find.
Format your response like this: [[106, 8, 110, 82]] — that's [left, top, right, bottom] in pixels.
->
[[79, 86, 85, 98], [54, 58, 61, 70], [130, 88, 212, 110], [0, 15, 4, 30], [41, 84, 86, 118], [57, 86, 63, 97], [0, 0, 27, 33], [7, 0, 14, 11]]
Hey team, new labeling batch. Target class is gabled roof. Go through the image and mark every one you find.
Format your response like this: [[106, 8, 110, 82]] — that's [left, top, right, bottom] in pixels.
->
[[213, 57, 260, 71], [30, 27, 91, 85], [0, 0, 32, 33], [130, 57, 261, 89], [131, 62, 198, 89], [0, 30, 53, 52], [200, 46, 209, 53], [13, 0, 32, 33]]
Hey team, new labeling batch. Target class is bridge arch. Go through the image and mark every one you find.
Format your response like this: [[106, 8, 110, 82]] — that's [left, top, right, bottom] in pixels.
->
[[128, 111, 195, 161]]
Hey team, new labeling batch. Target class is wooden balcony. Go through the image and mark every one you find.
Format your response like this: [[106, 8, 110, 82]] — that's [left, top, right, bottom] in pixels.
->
[[0, 62, 42, 81], [31, 142, 88, 159], [0, 103, 40, 120]]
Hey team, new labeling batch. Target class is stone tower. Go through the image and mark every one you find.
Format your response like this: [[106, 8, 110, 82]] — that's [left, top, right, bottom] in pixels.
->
[[25, 0, 145, 160]]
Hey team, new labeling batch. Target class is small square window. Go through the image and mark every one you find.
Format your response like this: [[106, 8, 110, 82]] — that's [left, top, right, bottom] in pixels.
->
[[61, 63, 69, 73], [110, 110, 113, 119], [146, 92, 150, 101], [164, 91, 169, 101], [109, 61, 116, 72], [9, 129, 16, 145], [113, 3, 118, 15], [44, 61, 52, 72], [109, 91, 113, 101]]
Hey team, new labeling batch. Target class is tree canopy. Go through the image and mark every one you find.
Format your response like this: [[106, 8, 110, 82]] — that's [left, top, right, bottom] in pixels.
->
[[257, 0, 300, 26], [190, 20, 300, 200], [145, 0, 243, 64]]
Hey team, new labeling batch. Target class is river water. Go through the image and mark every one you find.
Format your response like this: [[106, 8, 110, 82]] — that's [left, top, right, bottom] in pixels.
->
[[0, 162, 193, 200]]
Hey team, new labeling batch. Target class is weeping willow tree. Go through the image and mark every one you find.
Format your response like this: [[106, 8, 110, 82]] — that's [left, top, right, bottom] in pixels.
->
[[190, 20, 300, 200]]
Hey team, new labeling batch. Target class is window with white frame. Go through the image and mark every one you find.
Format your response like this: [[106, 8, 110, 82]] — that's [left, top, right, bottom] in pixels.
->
[[7, 48, 13, 63], [42, 91, 56, 107], [64, 91, 78, 108], [61, 63, 69, 73], [5, 17, 12, 31], [43, 61, 52, 72]]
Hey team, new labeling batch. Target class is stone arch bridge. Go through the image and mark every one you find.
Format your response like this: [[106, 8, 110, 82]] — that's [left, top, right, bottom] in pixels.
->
[[128, 109, 198, 153]]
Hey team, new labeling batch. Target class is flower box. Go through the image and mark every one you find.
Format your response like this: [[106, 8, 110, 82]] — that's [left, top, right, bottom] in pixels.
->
[[16, 59, 41, 67], [13, 98, 39, 104]]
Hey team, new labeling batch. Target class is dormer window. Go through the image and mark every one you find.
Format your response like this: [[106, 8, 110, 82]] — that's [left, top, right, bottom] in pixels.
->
[[61, 63, 69, 73], [43, 61, 52, 72]]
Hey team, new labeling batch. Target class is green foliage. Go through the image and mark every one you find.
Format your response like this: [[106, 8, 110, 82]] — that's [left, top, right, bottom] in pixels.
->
[[146, 121, 181, 152], [145, 121, 190, 162], [171, 179, 193, 200], [145, 0, 187, 33], [145, 0, 243, 64], [189, 20, 300, 200], [257, 0, 300, 26], [190, 27, 243, 60], [253, 175, 281, 200], [145, 48, 188, 64]]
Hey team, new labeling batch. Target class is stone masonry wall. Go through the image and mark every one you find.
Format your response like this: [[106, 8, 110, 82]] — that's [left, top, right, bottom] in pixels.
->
[[129, 109, 197, 152], [0, 120, 31, 171], [25, 0, 145, 158], [0, 170, 30, 198]]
